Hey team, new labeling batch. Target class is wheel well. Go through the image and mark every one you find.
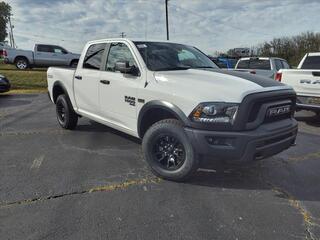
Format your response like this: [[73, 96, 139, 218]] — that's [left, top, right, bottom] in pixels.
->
[[52, 84, 65, 103], [139, 108, 180, 138], [70, 59, 79, 65], [14, 56, 29, 64]]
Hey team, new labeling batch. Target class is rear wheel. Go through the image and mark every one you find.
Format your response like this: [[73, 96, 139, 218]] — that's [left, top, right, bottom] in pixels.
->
[[142, 119, 199, 181], [15, 57, 29, 70], [56, 94, 78, 130]]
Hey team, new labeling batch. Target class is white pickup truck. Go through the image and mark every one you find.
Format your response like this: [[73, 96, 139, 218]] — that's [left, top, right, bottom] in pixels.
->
[[47, 38, 298, 181], [278, 53, 320, 114]]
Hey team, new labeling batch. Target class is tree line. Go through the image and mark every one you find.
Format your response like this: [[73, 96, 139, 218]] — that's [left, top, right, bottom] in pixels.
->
[[256, 32, 320, 67]]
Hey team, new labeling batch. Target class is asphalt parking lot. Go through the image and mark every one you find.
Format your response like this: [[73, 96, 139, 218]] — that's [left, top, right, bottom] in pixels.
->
[[0, 93, 320, 240]]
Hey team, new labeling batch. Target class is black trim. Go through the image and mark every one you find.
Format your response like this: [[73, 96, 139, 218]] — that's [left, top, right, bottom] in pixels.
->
[[137, 100, 190, 137], [185, 119, 298, 162], [203, 69, 283, 88]]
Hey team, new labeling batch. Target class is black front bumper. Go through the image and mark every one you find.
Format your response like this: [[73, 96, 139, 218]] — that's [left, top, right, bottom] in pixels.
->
[[185, 119, 298, 162]]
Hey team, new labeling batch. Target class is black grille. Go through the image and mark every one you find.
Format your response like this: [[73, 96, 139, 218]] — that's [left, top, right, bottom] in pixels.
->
[[247, 95, 296, 125]]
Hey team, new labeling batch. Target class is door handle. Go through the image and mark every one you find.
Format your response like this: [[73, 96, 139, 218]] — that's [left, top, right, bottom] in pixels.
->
[[100, 80, 110, 85], [75, 75, 82, 80]]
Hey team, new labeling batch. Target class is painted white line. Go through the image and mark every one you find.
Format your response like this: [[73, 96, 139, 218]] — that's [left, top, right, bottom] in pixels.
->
[[30, 155, 44, 170], [197, 168, 217, 173]]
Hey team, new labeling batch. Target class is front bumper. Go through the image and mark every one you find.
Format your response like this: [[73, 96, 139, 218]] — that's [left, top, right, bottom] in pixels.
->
[[185, 119, 298, 162]]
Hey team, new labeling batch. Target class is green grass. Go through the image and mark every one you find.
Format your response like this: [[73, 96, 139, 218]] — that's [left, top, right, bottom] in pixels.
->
[[0, 63, 47, 92]]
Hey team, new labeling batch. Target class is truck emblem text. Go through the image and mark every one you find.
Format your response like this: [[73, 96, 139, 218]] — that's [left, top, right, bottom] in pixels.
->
[[300, 79, 320, 84], [267, 105, 291, 117], [125, 96, 136, 106]]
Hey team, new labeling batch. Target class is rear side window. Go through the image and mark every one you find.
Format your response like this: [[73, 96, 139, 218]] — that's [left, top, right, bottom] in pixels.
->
[[301, 56, 320, 69], [249, 59, 271, 70], [236, 60, 249, 69], [274, 59, 283, 71], [281, 60, 290, 69], [37, 45, 53, 53], [83, 43, 106, 70]]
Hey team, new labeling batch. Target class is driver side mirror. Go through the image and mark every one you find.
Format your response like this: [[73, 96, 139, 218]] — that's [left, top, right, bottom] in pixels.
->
[[115, 61, 139, 76]]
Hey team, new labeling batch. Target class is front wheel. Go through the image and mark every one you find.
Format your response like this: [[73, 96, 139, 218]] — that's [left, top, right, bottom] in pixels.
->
[[142, 119, 199, 181], [56, 94, 78, 130]]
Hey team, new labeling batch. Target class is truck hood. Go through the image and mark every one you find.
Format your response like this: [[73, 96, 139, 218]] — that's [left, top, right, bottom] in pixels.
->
[[153, 69, 285, 103]]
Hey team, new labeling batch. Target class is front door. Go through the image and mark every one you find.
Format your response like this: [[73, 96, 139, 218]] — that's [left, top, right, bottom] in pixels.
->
[[99, 42, 141, 133]]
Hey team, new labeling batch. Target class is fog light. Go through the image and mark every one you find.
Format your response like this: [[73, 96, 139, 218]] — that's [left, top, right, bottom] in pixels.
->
[[206, 136, 234, 147]]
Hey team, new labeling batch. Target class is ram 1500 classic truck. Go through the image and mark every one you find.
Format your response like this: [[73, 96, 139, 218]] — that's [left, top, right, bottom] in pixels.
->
[[47, 39, 298, 181], [4, 44, 80, 70], [277, 52, 320, 114]]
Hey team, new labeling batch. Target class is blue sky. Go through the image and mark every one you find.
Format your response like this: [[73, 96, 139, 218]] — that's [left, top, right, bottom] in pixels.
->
[[5, 0, 320, 55]]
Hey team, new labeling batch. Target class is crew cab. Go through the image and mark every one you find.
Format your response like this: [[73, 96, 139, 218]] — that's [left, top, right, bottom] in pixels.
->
[[47, 39, 298, 181], [4, 44, 80, 70], [277, 52, 320, 114], [235, 57, 290, 79]]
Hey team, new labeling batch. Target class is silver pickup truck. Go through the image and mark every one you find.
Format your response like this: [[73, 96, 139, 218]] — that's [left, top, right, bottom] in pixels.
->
[[234, 57, 291, 79], [3, 44, 80, 70]]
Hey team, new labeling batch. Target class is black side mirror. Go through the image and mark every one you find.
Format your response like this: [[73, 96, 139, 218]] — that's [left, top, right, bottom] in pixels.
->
[[115, 61, 139, 76]]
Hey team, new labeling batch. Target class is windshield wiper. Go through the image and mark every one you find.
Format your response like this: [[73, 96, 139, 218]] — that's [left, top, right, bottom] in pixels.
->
[[155, 66, 191, 71], [191, 66, 216, 69]]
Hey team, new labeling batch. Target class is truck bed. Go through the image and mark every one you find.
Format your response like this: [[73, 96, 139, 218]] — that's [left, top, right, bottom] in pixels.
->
[[47, 67, 76, 105]]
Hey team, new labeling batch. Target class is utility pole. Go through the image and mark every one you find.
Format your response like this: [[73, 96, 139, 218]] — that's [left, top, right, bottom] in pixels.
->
[[165, 0, 169, 40], [8, 15, 15, 48], [120, 32, 126, 38]]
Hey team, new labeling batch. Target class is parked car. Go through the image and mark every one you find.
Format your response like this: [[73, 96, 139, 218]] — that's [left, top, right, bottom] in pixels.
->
[[3, 44, 80, 70], [277, 52, 320, 114], [0, 75, 11, 93], [235, 57, 291, 79], [208, 56, 238, 69], [47, 38, 298, 181]]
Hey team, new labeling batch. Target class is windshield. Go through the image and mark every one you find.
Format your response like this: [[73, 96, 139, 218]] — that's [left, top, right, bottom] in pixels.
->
[[134, 41, 218, 71]]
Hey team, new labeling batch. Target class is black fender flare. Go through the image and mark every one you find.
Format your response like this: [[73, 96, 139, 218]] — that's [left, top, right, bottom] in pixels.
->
[[52, 81, 71, 104], [137, 100, 191, 137]]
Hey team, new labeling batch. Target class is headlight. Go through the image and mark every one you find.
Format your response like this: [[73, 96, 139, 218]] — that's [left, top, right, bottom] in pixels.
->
[[190, 102, 239, 124]]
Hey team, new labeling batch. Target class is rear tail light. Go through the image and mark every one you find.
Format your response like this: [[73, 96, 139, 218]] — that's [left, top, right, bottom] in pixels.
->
[[275, 72, 282, 82], [0, 49, 7, 57]]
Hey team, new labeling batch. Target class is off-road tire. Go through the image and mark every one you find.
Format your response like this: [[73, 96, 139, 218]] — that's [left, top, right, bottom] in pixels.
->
[[142, 119, 199, 181], [56, 94, 78, 130]]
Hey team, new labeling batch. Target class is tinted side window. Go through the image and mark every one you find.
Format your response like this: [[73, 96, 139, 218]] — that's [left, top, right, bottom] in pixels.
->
[[301, 56, 320, 69], [249, 59, 271, 70], [281, 60, 290, 69], [52, 46, 67, 54], [106, 43, 136, 72], [274, 59, 283, 71], [236, 60, 249, 69], [83, 43, 106, 70], [37, 45, 53, 53]]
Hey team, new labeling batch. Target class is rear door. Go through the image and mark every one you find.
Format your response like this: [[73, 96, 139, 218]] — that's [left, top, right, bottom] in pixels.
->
[[74, 43, 106, 115], [99, 41, 141, 133], [34, 45, 55, 66]]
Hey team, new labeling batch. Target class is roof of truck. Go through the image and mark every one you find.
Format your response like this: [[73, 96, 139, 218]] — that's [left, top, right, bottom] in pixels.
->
[[86, 38, 185, 45]]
